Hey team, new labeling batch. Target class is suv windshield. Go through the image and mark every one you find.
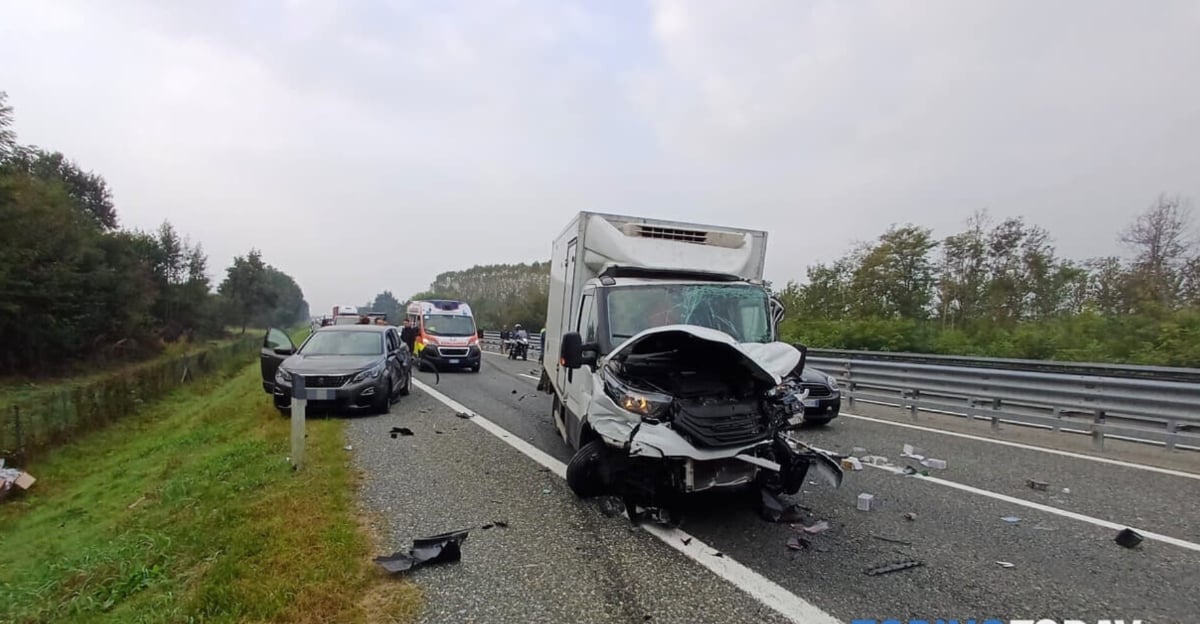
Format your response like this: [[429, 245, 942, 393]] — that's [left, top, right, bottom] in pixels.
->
[[607, 283, 772, 344], [423, 315, 476, 337], [301, 331, 383, 356]]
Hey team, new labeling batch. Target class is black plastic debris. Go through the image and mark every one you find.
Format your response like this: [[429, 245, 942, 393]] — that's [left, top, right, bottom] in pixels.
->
[[1115, 528, 1143, 549], [511, 389, 518, 394], [480, 523, 494, 530], [374, 529, 470, 574], [786, 536, 811, 551], [455, 412, 472, 419], [871, 534, 913, 546], [760, 489, 806, 523], [390, 427, 414, 438], [597, 496, 625, 518], [681, 537, 692, 546], [901, 466, 918, 476], [493, 520, 508, 528], [865, 560, 923, 576], [1027, 479, 1049, 491], [712, 551, 725, 558]]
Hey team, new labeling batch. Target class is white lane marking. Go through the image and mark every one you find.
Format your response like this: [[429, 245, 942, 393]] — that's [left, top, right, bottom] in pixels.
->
[[854, 459, 1200, 554], [412, 378, 842, 624], [841, 412, 1200, 481], [519, 374, 540, 381]]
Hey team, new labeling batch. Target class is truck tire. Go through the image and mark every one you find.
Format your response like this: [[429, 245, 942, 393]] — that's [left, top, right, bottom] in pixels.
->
[[566, 439, 609, 498]]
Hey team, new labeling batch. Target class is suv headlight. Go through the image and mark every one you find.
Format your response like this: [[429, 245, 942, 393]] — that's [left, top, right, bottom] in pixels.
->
[[602, 369, 673, 422], [351, 362, 385, 384], [276, 367, 293, 383]]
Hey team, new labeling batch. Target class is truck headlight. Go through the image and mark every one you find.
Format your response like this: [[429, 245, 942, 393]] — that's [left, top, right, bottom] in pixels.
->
[[276, 367, 292, 383], [602, 369, 673, 422], [351, 363, 385, 384]]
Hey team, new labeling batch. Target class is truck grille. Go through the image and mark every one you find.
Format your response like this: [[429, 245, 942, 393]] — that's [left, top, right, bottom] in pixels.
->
[[305, 374, 350, 388], [438, 347, 469, 357], [672, 399, 768, 448], [802, 383, 833, 398]]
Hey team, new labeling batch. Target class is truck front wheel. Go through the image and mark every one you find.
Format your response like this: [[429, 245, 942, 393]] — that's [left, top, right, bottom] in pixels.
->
[[566, 439, 610, 498]]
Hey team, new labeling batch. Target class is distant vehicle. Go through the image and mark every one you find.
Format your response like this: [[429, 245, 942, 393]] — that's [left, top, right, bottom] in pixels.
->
[[331, 305, 361, 325], [796, 367, 841, 425], [406, 299, 481, 372], [260, 324, 412, 415]]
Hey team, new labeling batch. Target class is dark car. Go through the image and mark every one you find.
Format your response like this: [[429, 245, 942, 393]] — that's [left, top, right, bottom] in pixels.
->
[[260, 325, 412, 415], [797, 366, 841, 425]]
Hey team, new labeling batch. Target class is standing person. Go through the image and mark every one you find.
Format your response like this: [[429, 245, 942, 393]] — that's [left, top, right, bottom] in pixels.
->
[[400, 318, 418, 353], [500, 325, 510, 354]]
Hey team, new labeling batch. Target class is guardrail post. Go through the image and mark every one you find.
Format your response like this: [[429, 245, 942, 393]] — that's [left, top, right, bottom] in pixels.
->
[[291, 375, 307, 471], [1165, 420, 1178, 452], [908, 389, 920, 420], [990, 398, 1002, 431], [1092, 409, 1106, 451]]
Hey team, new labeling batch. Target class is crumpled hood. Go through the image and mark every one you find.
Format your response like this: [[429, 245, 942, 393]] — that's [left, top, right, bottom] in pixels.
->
[[281, 354, 381, 375], [606, 324, 801, 385]]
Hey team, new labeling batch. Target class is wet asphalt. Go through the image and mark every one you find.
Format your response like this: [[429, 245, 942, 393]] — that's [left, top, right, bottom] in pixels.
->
[[348, 350, 1200, 624]]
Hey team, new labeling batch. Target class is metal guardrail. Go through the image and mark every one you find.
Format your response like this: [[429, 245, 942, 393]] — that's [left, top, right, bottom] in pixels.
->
[[481, 329, 1199, 451], [807, 355, 1200, 452], [481, 331, 543, 354]]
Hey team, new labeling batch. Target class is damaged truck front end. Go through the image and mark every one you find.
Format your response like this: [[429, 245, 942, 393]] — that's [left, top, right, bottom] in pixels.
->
[[560, 326, 843, 509]]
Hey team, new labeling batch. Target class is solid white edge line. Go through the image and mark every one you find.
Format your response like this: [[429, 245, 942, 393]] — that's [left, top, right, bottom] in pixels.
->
[[411, 377, 842, 624], [519, 374, 541, 381], [854, 459, 1200, 554], [841, 412, 1200, 481]]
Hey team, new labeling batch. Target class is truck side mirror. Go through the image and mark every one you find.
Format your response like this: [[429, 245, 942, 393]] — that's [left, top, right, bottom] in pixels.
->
[[561, 332, 584, 369], [791, 343, 808, 375]]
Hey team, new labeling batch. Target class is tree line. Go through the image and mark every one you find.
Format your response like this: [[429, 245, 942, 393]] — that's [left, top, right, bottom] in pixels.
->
[[777, 195, 1200, 365], [0, 91, 309, 376], [359, 262, 551, 331]]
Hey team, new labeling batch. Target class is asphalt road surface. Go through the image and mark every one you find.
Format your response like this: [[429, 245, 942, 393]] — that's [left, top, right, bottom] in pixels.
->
[[349, 350, 1200, 624]]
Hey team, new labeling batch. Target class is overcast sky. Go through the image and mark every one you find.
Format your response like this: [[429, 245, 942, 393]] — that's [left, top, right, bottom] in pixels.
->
[[2, 0, 1198, 314]]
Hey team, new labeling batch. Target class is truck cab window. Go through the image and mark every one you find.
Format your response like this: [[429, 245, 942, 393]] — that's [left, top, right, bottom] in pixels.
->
[[577, 293, 597, 344]]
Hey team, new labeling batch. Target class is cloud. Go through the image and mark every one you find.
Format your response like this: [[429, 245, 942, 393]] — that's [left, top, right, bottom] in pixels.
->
[[1, 0, 1198, 311]]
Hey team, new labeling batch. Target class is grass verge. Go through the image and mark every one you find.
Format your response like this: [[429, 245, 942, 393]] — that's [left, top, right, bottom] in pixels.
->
[[0, 362, 421, 623]]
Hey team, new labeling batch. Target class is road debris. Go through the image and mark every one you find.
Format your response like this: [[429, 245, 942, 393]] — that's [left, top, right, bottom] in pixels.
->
[[996, 561, 1016, 568], [857, 493, 875, 511], [901, 466, 918, 476], [712, 551, 725, 558], [1001, 516, 1021, 524], [494, 520, 509, 528], [865, 560, 923, 576], [344, 444, 353, 451], [374, 529, 470, 574], [128, 495, 147, 510], [1061, 487, 1072, 495], [903, 512, 918, 521], [455, 411, 472, 419], [871, 534, 913, 546], [681, 537, 692, 546], [389, 427, 414, 438], [795, 520, 830, 534], [841, 457, 863, 471], [1026, 479, 1049, 491], [786, 535, 811, 551], [851, 446, 868, 456], [0, 461, 36, 501], [511, 389, 518, 394], [1115, 528, 1144, 549], [919, 458, 947, 470], [901, 444, 925, 461], [860, 455, 889, 466], [760, 489, 807, 523]]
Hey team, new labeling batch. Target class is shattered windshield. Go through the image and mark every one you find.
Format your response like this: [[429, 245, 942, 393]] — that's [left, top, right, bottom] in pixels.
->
[[606, 283, 772, 344]]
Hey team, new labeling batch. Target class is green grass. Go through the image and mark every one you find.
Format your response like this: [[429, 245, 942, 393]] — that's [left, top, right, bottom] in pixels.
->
[[0, 362, 421, 623]]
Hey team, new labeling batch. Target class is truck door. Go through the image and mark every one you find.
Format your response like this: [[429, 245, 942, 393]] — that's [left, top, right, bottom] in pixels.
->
[[562, 288, 597, 444]]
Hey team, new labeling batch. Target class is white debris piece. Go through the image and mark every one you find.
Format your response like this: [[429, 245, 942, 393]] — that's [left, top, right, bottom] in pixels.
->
[[901, 443, 925, 461], [841, 457, 863, 471], [857, 493, 875, 511], [920, 458, 947, 470], [860, 455, 890, 466]]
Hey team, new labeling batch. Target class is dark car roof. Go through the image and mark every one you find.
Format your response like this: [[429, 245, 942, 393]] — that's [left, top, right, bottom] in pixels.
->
[[315, 325, 390, 333]]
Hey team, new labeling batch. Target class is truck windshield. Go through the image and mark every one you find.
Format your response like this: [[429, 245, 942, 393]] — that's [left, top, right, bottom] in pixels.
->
[[606, 283, 772, 344], [301, 331, 383, 356], [423, 314, 476, 337]]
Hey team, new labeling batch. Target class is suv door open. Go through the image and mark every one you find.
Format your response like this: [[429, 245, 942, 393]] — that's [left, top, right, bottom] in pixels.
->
[[261, 327, 296, 393]]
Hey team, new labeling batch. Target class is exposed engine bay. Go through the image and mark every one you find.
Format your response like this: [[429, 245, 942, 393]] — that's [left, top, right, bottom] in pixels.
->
[[572, 325, 843, 521]]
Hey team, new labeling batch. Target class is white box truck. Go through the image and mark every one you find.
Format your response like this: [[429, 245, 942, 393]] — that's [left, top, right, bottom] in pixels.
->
[[540, 212, 842, 515]]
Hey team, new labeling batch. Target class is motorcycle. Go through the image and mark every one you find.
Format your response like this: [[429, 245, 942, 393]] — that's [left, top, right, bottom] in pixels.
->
[[507, 336, 530, 360]]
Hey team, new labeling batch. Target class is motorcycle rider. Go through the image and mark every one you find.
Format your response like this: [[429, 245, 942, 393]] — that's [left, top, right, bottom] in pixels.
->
[[512, 324, 529, 359]]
